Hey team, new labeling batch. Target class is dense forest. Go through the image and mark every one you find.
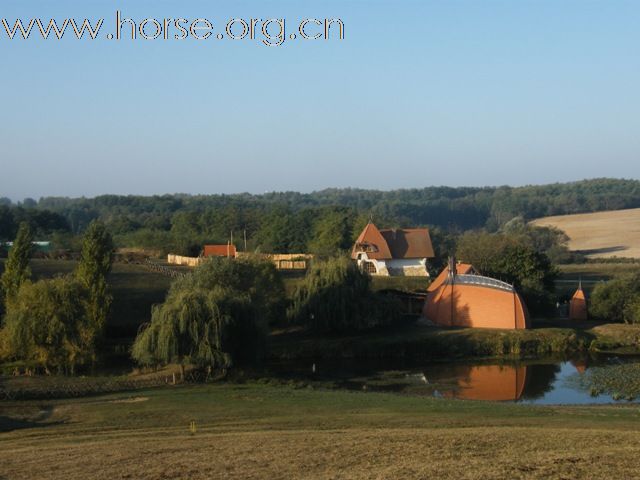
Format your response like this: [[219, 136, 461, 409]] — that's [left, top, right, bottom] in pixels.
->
[[1, 178, 639, 257]]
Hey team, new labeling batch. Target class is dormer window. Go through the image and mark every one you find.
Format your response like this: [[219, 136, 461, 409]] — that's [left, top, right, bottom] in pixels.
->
[[355, 242, 379, 254]]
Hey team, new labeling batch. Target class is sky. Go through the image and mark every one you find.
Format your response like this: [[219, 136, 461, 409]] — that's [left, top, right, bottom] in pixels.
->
[[0, 0, 639, 200]]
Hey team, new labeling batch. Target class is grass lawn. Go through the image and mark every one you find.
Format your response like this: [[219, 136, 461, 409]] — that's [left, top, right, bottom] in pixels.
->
[[1, 383, 640, 479]]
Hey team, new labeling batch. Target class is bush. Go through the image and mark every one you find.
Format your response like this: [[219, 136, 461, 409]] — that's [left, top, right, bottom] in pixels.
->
[[288, 256, 400, 332], [2, 276, 92, 373], [590, 273, 640, 323]]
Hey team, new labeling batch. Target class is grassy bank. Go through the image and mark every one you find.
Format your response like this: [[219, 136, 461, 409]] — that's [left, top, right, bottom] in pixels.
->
[[269, 323, 640, 361], [2, 383, 640, 479]]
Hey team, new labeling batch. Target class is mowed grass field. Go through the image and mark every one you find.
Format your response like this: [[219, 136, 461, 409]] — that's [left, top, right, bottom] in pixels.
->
[[531, 208, 640, 259], [2, 384, 640, 479]]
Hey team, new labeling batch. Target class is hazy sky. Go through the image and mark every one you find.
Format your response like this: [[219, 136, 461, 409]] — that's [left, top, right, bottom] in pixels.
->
[[1, 0, 639, 200]]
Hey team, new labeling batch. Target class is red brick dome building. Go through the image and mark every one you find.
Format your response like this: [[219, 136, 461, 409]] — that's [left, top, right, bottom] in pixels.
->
[[423, 260, 530, 330]]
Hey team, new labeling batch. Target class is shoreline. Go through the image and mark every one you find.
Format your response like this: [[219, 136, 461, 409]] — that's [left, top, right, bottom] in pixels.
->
[[268, 322, 640, 362]]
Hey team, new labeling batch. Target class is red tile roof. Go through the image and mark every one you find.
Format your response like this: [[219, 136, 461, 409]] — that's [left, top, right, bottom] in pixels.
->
[[203, 244, 237, 258], [351, 222, 392, 260], [380, 228, 435, 259], [569, 287, 588, 320], [351, 223, 434, 260]]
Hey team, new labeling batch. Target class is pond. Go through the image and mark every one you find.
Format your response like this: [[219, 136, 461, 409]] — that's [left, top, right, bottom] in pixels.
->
[[267, 355, 640, 405]]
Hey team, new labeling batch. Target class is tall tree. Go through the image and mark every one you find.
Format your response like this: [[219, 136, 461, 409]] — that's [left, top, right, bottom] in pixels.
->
[[307, 208, 359, 257], [1, 222, 33, 309], [75, 220, 114, 352]]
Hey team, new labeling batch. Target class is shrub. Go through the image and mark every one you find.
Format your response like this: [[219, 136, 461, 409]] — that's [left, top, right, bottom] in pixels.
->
[[590, 273, 640, 323], [2, 276, 91, 373]]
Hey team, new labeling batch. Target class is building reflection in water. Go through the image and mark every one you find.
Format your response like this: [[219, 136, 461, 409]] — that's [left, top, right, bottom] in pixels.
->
[[423, 362, 567, 401]]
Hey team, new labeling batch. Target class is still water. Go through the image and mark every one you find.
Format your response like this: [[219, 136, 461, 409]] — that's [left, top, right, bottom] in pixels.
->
[[268, 356, 640, 404]]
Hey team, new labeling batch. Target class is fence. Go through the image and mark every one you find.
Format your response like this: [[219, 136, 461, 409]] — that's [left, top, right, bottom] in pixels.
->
[[166, 252, 313, 270], [166, 254, 203, 267], [237, 252, 314, 270], [145, 259, 186, 278]]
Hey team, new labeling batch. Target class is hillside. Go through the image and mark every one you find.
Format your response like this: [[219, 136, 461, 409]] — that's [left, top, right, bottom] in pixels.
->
[[531, 208, 640, 259]]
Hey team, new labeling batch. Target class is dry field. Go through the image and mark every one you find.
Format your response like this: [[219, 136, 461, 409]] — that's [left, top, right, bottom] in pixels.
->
[[531, 208, 640, 259], [2, 384, 640, 479]]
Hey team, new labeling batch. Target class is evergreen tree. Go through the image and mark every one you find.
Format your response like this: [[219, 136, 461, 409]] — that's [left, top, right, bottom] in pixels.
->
[[75, 221, 114, 353], [1, 222, 33, 309]]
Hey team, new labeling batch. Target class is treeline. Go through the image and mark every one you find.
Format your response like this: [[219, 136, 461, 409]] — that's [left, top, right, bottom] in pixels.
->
[[2, 178, 640, 256], [0, 204, 70, 241]]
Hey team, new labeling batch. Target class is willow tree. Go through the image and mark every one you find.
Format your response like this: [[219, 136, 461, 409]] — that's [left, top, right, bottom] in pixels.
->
[[1, 222, 33, 309], [288, 256, 400, 332], [132, 287, 253, 373], [75, 220, 114, 353], [3, 276, 90, 373], [132, 257, 284, 371]]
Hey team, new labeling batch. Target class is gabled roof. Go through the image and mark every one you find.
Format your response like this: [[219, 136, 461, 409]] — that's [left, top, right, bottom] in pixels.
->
[[569, 285, 588, 320], [352, 223, 434, 260], [427, 263, 475, 292], [380, 228, 435, 259], [203, 244, 237, 257], [571, 287, 586, 301], [351, 222, 392, 260]]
